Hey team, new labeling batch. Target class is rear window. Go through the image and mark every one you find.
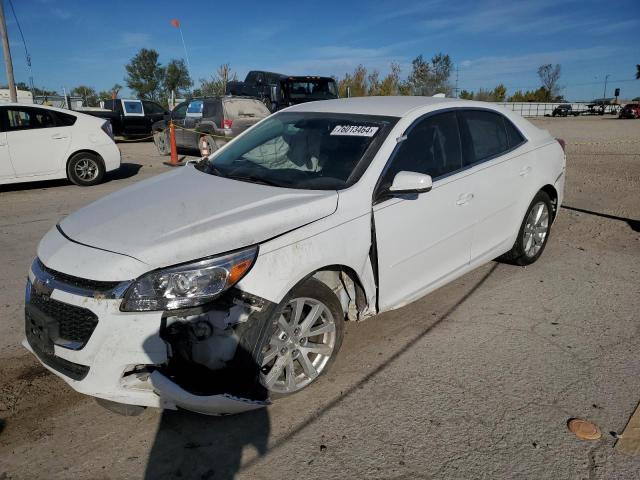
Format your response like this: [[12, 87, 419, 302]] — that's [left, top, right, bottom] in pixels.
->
[[503, 118, 525, 149], [54, 111, 77, 126], [123, 101, 143, 115], [223, 99, 270, 120]]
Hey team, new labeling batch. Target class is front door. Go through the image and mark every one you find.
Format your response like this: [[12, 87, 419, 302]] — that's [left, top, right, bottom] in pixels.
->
[[373, 111, 476, 311], [4, 106, 71, 177]]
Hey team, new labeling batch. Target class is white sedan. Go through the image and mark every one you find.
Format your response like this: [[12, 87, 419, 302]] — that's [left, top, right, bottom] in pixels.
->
[[0, 103, 120, 186], [24, 96, 565, 415]]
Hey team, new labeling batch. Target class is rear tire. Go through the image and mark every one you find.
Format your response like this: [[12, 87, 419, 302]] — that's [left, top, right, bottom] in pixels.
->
[[499, 191, 553, 266], [67, 152, 105, 186], [154, 130, 170, 156], [199, 134, 218, 157]]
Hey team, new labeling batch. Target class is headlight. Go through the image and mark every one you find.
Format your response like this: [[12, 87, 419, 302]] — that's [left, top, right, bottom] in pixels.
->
[[121, 246, 258, 312]]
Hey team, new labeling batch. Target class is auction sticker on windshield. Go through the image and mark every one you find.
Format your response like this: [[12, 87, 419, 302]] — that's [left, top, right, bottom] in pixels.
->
[[330, 125, 379, 136]]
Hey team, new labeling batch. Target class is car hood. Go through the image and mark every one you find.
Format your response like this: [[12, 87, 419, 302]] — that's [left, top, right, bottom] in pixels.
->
[[59, 166, 338, 271]]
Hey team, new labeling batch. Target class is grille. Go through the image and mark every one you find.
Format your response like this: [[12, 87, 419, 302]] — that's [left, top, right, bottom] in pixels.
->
[[29, 289, 98, 346], [38, 259, 123, 292]]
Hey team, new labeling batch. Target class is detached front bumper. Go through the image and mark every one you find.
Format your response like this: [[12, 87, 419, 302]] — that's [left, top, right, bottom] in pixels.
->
[[23, 259, 270, 415]]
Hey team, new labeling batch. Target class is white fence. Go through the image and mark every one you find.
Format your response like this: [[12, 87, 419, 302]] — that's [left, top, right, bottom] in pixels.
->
[[496, 102, 620, 117]]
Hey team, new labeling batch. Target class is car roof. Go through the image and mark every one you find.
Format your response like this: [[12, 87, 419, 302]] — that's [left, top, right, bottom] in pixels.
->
[[285, 96, 466, 117]]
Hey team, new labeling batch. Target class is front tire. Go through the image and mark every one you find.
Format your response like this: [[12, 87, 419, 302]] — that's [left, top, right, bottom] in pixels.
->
[[67, 152, 105, 186], [257, 278, 344, 397], [499, 191, 553, 266]]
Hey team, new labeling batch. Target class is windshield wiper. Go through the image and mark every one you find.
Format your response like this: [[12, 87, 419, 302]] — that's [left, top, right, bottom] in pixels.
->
[[224, 174, 283, 187]]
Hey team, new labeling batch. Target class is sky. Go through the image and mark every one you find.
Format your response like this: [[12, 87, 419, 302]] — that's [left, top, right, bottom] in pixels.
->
[[2, 0, 639, 101]]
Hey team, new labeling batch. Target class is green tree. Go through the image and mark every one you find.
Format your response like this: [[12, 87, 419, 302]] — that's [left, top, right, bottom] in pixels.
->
[[125, 48, 165, 100], [492, 83, 507, 102], [459, 89, 473, 100], [196, 63, 237, 97], [407, 53, 453, 96], [71, 85, 98, 106], [165, 59, 192, 97], [407, 55, 430, 95]]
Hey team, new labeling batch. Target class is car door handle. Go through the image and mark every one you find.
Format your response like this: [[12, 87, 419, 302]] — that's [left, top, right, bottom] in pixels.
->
[[456, 193, 474, 205], [519, 166, 532, 177], [51, 133, 68, 140]]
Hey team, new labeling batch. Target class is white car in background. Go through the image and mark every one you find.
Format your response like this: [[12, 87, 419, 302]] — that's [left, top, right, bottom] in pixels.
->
[[24, 96, 565, 415], [0, 104, 120, 186]]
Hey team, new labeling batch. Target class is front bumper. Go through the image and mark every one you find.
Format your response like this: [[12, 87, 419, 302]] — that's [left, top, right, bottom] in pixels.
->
[[23, 260, 269, 414]]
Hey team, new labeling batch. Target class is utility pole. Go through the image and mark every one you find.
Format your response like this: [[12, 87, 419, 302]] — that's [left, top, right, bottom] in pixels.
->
[[602, 74, 610, 101], [454, 65, 459, 98], [0, 0, 16, 102]]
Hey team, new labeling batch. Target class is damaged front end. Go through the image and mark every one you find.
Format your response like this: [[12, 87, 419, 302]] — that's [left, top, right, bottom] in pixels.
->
[[150, 289, 277, 415]]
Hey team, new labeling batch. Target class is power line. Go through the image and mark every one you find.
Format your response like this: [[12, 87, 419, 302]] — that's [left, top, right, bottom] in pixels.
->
[[7, 0, 34, 92]]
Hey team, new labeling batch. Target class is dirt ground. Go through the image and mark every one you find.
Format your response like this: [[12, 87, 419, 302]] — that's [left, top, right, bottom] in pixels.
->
[[0, 116, 639, 479]]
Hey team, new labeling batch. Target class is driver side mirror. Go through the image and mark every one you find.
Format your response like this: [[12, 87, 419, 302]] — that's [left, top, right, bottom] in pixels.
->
[[389, 171, 433, 194]]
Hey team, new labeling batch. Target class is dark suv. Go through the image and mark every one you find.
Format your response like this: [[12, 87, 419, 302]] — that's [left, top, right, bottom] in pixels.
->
[[152, 96, 271, 156], [552, 104, 574, 117]]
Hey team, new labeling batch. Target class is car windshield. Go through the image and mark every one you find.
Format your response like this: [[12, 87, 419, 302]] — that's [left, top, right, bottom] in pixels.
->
[[285, 79, 338, 99], [196, 112, 393, 190]]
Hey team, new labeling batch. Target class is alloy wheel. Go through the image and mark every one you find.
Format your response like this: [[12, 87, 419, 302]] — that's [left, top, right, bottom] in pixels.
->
[[260, 297, 337, 394], [74, 158, 99, 181], [523, 201, 549, 257]]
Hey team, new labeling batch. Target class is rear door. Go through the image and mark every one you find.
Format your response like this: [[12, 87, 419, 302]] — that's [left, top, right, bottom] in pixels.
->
[[457, 110, 526, 262], [5, 106, 72, 177]]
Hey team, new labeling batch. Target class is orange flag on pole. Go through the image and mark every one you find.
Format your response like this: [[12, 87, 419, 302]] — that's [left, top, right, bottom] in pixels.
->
[[170, 19, 180, 28]]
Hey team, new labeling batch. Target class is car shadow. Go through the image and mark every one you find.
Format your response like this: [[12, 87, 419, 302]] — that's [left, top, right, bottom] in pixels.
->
[[0, 163, 144, 192], [562, 205, 640, 232], [142, 321, 272, 480], [0, 418, 5, 437], [145, 408, 270, 480], [105, 162, 143, 182]]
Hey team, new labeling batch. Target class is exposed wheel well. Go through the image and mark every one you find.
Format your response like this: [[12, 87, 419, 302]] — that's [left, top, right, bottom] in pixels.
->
[[309, 265, 368, 321], [540, 184, 558, 221]]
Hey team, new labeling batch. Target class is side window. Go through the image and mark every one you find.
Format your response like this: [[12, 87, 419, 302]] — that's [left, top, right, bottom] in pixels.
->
[[379, 111, 462, 192], [186, 100, 204, 117], [142, 101, 165, 115], [459, 110, 508, 165], [503, 117, 526, 149], [171, 102, 188, 120], [6, 108, 56, 131], [122, 101, 143, 115]]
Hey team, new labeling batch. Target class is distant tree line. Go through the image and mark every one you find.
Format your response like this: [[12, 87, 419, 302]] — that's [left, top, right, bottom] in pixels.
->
[[23, 47, 640, 106]]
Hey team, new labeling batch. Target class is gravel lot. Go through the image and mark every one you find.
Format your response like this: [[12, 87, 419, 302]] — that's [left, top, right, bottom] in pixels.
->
[[0, 116, 639, 479]]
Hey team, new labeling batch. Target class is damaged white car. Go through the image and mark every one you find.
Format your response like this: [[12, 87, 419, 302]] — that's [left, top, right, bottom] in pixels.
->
[[24, 97, 565, 415]]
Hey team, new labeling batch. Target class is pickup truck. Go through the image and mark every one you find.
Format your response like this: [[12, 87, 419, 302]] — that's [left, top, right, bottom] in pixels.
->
[[78, 99, 168, 137], [226, 71, 338, 111]]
